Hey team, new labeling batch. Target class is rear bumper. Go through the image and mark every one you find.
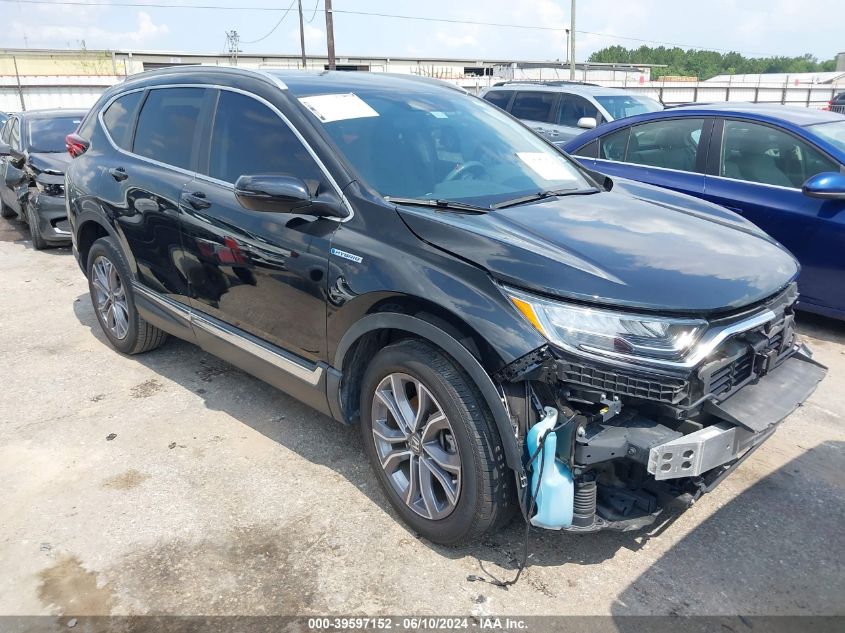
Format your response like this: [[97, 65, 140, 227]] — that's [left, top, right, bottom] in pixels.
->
[[31, 193, 71, 244]]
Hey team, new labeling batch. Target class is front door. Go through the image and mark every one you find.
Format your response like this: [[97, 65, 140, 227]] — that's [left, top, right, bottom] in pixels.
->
[[702, 118, 845, 314], [179, 88, 337, 363]]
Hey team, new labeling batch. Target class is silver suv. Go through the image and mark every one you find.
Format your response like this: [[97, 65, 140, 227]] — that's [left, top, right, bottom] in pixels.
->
[[480, 81, 663, 146]]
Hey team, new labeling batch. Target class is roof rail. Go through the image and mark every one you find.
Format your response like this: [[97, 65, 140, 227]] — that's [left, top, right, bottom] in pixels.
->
[[491, 79, 601, 87]]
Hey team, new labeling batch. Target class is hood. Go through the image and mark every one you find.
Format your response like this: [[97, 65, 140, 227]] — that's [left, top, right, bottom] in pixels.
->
[[397, 188, 799, 315], [28, 152, 71, 176]]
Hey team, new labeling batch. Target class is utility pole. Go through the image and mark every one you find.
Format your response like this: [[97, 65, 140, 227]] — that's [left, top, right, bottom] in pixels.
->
[[569, 0, 576, 80], [297, 0, 307, 68], [225, 30, 240, 66], [325, 0, 336, 70]]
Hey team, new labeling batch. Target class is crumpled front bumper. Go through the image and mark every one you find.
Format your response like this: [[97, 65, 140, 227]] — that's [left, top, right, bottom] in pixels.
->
[[30, 192, 71, 243], [648, 350, 827, 480]]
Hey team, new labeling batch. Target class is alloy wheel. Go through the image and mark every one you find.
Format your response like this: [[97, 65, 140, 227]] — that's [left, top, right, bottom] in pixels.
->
[[371, 372, 462, 520], [92, 256, 130, 340]]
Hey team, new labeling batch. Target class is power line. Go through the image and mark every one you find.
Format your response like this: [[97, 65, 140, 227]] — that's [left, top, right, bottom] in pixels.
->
[[0, 0, 782, 57], [306, 0, 320, 24], [240, 0, 296, 44]]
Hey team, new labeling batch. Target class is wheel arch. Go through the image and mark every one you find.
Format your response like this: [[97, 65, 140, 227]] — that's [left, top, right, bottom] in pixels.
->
[[330, 311, 524, 477], [75, 216, 116, 274]]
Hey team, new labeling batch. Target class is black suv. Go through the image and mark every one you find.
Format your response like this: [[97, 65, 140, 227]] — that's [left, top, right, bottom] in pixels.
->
[[66, 67, 825, 545]]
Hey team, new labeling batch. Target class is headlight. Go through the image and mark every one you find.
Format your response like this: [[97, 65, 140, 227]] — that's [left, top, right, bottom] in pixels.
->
[[36, 181, 65, 197], [505, 286, 707, 361]]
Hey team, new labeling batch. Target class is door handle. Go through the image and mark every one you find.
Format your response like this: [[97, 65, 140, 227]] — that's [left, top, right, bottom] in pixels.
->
[[182, 191, 211, 210], [108, 167, 128, 182]]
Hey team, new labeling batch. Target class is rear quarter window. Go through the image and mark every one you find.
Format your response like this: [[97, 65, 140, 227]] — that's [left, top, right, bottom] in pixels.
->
[[482, 90, 513, 111], [102, 91, 144, 150]]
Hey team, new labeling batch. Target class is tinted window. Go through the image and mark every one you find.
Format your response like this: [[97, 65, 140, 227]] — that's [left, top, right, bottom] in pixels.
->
[[103, 91, 143, 150], [721, 120, 839, 188], [572, 139, 598, 158], [9, 118, 21, 150], [133, 88, 205, 170], [556, 94, 599, 127], [0, 118, 10, 144], [510, 91, 555, 122], [626, 118, 704, 172], [594, 95, 663, 120], [483, 91, 512, 110], [207, 90, 323, 185], [28, 116, 84, 153], [600, 126, 630, 161]]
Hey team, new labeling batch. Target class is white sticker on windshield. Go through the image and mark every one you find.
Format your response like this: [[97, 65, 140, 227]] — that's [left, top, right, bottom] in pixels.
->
[[298, 93, 379, 123], [516, 152, 576, 181], [430, 111, 448, 119]]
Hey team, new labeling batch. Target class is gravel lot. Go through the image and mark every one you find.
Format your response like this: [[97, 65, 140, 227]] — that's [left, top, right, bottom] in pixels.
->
[[1, 217, 843, 618]]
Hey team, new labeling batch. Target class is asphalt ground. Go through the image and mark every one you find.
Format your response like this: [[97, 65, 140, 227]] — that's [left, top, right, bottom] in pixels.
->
[[1, 217, 843, 620]]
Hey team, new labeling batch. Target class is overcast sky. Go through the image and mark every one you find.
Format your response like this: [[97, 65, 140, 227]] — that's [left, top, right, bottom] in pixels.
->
[[5, 0, 843, 62]]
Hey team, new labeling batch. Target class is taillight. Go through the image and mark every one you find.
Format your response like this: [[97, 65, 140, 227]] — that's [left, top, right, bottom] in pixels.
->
[[66, 133, 89, 158]]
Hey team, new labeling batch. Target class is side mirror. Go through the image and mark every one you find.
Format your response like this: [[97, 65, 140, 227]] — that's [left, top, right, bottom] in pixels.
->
[[234, 174, 347, 218], [802, 171, 845, 200], [4, 162, 25, 187], [0, 141, 10, 157], [577, 117, 597, 130]]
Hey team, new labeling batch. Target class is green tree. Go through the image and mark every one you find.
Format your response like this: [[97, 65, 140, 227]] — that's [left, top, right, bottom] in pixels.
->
[[588, 46, 837, 80]]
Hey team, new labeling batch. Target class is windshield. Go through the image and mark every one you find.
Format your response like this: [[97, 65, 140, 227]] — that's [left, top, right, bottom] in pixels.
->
[[809, 120, 845, 153], [298, 87, 593, 207], [595, 95, 663, 120], [27, 116, 83, 153]]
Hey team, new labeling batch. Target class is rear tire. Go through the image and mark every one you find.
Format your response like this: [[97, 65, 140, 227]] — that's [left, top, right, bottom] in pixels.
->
[[25, 199, 49, 250], [360, 339, 516, 545], [86, 236, 168, 355]]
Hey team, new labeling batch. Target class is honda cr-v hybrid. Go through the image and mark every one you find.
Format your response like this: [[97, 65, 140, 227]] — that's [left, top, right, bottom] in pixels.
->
[[66, 67, 825, 545]]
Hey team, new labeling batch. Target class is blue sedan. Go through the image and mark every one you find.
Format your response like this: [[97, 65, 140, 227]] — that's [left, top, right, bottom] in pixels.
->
[[562, 104, 845, 319]]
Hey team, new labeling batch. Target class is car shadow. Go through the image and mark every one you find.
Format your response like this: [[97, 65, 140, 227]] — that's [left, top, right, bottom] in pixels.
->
[[0, 216, 72, 254], [611, 441, 845, 616], [71, 292, 845, 587], [797, 311, 845, 346]]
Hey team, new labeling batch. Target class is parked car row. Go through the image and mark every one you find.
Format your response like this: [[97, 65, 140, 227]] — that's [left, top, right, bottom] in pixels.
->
[[560, 103, 845, 319], [480, 80, 664, 145], [0, 109, 85, 248], [40, 67, 825, 546]]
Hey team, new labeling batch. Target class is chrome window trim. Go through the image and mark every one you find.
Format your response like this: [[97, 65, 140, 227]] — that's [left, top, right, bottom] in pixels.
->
[[97, 82, 353, 222], [132, 281, 323, 386], [592, 157, 701, 177]]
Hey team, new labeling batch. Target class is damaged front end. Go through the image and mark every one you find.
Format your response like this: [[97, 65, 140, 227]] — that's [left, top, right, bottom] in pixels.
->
[[495, 283, 827, 532]]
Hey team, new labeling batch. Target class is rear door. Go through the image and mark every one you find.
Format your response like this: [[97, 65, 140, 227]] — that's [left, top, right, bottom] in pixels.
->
[[98, 86, 210, 305], [702, 118, 845, 312], [508, 91, 559, 143], [592, 117, 712, 199]]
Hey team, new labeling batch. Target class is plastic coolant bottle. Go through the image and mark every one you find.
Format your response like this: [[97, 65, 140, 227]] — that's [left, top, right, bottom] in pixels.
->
[[526, 407, 574, 529]]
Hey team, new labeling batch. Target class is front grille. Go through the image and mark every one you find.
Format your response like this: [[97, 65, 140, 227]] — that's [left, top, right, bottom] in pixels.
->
[[560, 362, 688, 404], [698, 313, 795, 400]]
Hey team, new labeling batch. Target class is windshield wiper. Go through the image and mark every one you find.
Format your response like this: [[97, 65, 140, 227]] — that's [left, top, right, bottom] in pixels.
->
[[491, 187, 599, 209], [385, 196, 490, 213]]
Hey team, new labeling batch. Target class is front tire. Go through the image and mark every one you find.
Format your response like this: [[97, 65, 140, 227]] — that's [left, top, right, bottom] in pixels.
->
[[86, 236, 168, 355], [25, 198, 49, 250], [0, 200, 15, 219], [360, 339, 515, 545]]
